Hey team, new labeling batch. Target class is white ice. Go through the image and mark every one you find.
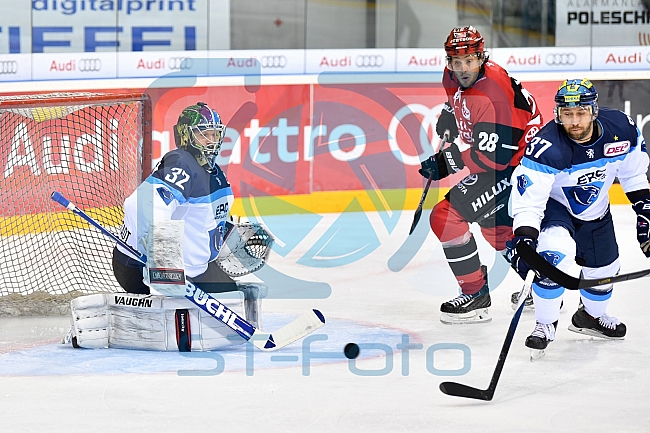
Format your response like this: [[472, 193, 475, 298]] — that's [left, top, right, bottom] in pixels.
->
[[1, 205, 649, 432]]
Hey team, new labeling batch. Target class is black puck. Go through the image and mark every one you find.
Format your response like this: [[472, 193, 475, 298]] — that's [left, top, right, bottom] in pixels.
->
[[344, 342, 360, 359]]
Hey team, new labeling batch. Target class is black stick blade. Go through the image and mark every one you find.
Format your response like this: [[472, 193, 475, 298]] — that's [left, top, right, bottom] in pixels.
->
[[439, 382, 492, 401], [408, 207, 423, 235]]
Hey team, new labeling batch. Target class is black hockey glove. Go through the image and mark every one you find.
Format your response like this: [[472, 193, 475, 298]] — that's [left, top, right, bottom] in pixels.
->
[[436, 102, 459, 141], [505, 236, 538, 280], [632, 197, 650, 257], [418, 144, 464, 180]]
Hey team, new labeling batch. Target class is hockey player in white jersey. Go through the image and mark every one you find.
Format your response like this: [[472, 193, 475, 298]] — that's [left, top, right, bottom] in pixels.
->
[[506, 79, 650, 351], [112, 102, 237, 295]]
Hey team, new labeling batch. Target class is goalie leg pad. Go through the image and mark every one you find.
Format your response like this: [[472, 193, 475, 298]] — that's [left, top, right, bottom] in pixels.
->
[[70, 292, 247, 351]]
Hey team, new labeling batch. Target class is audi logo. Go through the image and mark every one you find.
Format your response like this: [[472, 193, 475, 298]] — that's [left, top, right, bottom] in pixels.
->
[[260, 55, 287, 68], [355, 55, 384, 68], [78, 58, 102, 72], [168, 57, 193, 70], [545, 53, 577, 66], [0, 60, 18, 75]]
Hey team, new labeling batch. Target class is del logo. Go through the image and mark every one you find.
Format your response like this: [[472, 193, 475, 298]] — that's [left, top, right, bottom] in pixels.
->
[[604, 140, 630, 157]]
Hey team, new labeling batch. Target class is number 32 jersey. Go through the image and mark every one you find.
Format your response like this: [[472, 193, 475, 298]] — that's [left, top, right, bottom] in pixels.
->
[[118, 148, 234, 278], [510, 108, 649, 231]]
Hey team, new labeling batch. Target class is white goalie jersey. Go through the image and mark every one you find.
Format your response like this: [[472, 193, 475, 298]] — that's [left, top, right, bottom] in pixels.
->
[[510, 108, 649, 231], [117, 149, 234, 278]]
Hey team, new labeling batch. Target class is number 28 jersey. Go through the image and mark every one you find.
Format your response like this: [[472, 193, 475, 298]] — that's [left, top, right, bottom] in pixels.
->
[[442, 61, 542, 175], [117, 148, 234, 278], [510, 108, 649, 231]]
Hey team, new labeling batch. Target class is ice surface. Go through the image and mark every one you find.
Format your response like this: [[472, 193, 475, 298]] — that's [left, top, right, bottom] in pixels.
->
[[1, 205, 649, 432]]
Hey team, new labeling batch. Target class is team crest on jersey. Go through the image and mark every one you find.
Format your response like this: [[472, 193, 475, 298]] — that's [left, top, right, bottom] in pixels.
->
[[516, 174, 532, 195], [603, 140, 630, 157], [563, 182, 603, 215], [461, 99, 471, 120]]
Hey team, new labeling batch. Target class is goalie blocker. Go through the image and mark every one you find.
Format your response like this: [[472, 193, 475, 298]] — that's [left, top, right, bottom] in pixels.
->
[[67, 283, 266, 351]]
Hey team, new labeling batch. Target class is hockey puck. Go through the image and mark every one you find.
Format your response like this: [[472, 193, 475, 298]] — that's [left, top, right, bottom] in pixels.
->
[[344, 343, 360, 359]]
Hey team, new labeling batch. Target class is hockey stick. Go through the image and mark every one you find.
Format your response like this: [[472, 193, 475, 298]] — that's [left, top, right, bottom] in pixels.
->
[[516, 241, 650, 289], [408, 132, 450, 235], [50, 191, 325, 352], [439, 271, 535, 401]]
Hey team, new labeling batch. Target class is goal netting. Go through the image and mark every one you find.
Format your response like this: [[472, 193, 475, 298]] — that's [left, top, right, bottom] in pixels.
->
[[0, 92, 152, 316]]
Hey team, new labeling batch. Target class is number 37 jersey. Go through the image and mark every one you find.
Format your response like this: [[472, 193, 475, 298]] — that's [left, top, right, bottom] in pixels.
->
[[510, 108, 649, 231], [118, 148, 234, 278]]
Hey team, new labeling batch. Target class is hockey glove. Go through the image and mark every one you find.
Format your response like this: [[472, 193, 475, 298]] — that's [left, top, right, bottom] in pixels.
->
[[505, 236, 538, 280], [435, 102, 459, 141], [632, 197, 650, 257], [418, 144, 464, 180]]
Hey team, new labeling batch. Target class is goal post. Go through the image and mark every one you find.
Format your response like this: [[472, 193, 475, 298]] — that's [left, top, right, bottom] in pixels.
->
[[0, 92, 152, 316]]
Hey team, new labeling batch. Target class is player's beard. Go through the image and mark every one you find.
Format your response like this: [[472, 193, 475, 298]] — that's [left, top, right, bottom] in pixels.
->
[[565, 121, 593, 143], [453, 69, 479, 88]]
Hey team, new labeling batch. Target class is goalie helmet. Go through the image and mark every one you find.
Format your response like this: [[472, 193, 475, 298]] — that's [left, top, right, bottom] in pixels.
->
[[554, 78, 599, 124], [444, 26, 487, 64], [174, 102, 226, 172]]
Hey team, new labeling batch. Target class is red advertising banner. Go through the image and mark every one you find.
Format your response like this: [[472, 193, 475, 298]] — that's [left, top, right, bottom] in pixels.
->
[[0, 78, 576, 218], [147, 79, 561, 197]]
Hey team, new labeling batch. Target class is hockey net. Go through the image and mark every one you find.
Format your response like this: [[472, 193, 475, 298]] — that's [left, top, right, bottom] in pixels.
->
[[0, 92, 152, 316]]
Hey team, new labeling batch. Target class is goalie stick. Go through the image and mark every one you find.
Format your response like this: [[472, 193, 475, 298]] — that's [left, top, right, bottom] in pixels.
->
[[516, 241, 650, 289], [439, 271, 535, 401], [50, 191, 325, 352]]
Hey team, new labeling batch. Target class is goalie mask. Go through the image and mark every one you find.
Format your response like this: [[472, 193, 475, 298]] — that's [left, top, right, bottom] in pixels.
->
[[554, 78, 599, 124], [174, 102, 226, 172]]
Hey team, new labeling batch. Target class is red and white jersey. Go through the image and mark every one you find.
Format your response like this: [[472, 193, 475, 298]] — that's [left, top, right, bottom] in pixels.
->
[[442, 60, 542, 175]]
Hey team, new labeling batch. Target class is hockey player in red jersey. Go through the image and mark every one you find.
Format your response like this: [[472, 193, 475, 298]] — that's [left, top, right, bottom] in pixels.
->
[[419, 26, 542, 324]]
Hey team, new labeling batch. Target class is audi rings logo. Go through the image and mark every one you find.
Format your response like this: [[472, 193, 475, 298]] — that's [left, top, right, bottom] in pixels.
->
[[78, 58, 102, 72], [355, 55, 384, 68], [545, 53, 576, 66], [168, 57, 193, 70], [0, 60, 18, 75], [260, 55, 287, 68]]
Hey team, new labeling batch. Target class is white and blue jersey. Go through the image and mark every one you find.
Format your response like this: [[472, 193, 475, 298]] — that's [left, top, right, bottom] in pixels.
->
[[511, 108, 649, 231], [117, 148, 234, 278]]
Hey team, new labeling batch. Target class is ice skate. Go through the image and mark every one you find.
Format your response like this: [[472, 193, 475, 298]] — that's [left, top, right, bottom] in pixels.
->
[[525, 321, 557, 360], [510, 290, 534, 311], [510, 290, 563, 311], [440, 281, 491, 325], [568, 305, 626, 339]]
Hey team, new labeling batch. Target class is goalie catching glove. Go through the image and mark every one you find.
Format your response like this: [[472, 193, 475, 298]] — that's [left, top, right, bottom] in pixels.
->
[[418, 143, 464, 181], [632, 196, 650, 257]]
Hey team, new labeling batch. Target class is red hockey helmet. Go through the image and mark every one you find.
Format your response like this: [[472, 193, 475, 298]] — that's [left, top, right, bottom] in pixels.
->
[[444, 26, 485, 57]]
